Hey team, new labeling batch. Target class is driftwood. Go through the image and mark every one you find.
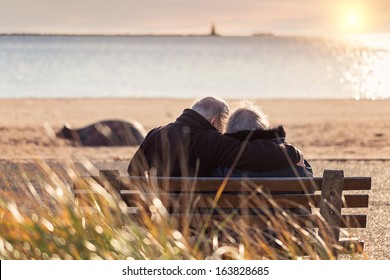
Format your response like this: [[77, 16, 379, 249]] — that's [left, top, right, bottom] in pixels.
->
[[56, 120, 146, 146]]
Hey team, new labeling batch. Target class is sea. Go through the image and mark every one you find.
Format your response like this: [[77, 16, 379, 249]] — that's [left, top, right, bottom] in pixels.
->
[[1, 34, 390, 100]]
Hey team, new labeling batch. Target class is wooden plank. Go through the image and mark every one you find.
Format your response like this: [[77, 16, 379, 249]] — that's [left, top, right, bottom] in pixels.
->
[[338, 238, 364, 253], [116, 176, 321, 192], [116, 192, 369, 209], [108, 176, 371, 192], [340, 214, 367, 228], [341, 194, 369, 208], [74, 185, 369, 210], [119, 210, 366, 229], [342, 177, 371, 190], [79, 171, 370, 193], [319, 170, 344, 257]]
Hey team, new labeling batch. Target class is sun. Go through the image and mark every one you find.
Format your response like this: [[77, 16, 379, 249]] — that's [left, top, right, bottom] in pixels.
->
[[346, 12, 360, 27], [344, 9, 363, 31], [339, 5, 371, 33]]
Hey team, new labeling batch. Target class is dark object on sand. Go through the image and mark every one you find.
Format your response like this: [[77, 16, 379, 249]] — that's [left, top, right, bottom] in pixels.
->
[[56, 120, 146, 146]]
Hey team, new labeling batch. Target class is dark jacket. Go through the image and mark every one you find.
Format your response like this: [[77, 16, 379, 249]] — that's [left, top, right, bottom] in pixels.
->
[[210, 126, 313, 223], [211, 126, 313, 178], [127, 109, 302, 177]]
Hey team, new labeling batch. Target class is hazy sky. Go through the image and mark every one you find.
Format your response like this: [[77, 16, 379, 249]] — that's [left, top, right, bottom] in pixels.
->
[[1, 0, 390, 35]]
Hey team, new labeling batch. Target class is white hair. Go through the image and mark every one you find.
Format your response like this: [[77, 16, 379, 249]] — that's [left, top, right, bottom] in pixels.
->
[[191, 96, 230, 127], [225, 101, 269, 134]]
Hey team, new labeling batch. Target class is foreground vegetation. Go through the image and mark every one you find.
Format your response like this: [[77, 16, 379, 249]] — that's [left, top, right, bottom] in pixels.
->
[[0, 161, 366, 260]]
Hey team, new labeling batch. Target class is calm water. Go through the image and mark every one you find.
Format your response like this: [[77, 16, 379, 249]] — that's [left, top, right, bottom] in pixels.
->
[[1, 35, 389, 100]]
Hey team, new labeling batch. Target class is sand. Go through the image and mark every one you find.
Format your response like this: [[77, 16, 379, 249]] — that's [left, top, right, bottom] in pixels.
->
[[1, 98, 390, 160], [0, 98, 389, 259]]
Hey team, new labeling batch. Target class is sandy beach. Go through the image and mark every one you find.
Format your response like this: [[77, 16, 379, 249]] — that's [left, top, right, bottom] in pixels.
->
[[0, 98, 389, 259], [1, 98, 390, 160]]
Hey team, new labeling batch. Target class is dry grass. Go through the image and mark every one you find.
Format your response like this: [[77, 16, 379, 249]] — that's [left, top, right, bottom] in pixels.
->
[[0, 159, 380, 260]]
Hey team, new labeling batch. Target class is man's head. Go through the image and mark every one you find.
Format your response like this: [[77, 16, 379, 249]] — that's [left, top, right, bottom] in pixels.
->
[[226, 101, 269, 134], [191, 96, 229, 132]]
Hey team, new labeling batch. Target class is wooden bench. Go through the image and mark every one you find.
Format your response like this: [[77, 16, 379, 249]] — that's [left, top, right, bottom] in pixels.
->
[[73, 169, 371, 258]]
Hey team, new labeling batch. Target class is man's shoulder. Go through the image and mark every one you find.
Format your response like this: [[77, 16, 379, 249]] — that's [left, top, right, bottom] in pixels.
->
[[143, 123, 185, 142], [142, 126, 159, 138]]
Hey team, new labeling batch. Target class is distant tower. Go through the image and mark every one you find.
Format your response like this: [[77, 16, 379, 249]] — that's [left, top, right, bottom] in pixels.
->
[[210, 24, 218, 36]]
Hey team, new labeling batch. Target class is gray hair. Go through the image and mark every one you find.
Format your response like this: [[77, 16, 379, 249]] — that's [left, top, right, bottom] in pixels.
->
[[191, 96, 230, 126], [226, 101, 269, 134]]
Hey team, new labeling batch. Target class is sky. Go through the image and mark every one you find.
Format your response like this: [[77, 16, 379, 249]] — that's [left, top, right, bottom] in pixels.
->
[[1, 0, 390, 36]]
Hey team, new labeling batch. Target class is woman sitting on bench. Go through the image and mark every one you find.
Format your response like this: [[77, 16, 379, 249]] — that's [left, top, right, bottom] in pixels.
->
[[211, 101, 313, 178]]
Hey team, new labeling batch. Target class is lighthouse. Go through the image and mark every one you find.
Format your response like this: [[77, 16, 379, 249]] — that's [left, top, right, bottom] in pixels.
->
[[210, 24, 218, 36]]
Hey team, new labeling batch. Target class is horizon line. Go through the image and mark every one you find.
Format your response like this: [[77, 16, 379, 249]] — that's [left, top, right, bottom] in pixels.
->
[[2, 31, 383, 38], [0, 31, 276, 37]]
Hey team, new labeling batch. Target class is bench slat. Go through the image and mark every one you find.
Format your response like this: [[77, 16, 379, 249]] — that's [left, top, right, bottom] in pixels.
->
[[123, 193, 368, 209], [117, 208, 367, 229], [339, 238, 364, 253], [87, 176, 371, 192], [184, 214, 366, 228], [75, 190, 369, 209]]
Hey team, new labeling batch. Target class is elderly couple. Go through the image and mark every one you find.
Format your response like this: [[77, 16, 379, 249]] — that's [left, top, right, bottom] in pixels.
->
[[128, 96, 312, 178]]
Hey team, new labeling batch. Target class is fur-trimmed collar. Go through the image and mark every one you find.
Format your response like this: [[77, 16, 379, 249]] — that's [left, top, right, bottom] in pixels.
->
[[225, 125, 286, 141]]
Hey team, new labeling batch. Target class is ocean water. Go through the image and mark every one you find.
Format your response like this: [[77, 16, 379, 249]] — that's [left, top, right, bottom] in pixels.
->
[[0, 35, 389, 100]]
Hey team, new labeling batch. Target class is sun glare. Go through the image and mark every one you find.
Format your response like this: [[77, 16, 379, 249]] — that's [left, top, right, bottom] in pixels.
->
[[346, 12, 359, 27], [337, 3, 373, 34], [344, 9, 363, 32]]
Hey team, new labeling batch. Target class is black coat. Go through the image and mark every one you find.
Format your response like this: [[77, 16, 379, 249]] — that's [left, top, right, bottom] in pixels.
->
[[211, 126, 313, 177], [128, 109, 301, 177]]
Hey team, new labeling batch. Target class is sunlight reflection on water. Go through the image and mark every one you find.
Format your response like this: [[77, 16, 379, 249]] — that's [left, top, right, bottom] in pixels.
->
[[0, 35, 389, 100], [343, 33, 390, 100], [341, 48, 390, 100]]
